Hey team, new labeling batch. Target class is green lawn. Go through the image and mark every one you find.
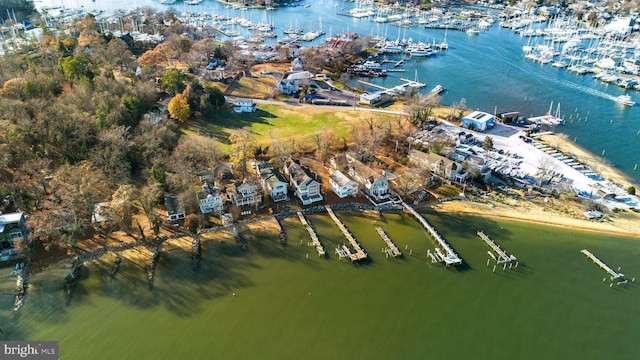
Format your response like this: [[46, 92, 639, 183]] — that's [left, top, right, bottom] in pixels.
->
[[183, 103, 396, 151]]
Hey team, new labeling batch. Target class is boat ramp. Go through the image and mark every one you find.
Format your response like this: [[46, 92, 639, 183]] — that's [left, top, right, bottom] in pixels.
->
[[401, 202, 462, 266], [477, 231, 518, 270], [297, 212, 326, 257], [581, 249, 628, 285], [325, 205, 367, 262], [376, 227, 402, 258]]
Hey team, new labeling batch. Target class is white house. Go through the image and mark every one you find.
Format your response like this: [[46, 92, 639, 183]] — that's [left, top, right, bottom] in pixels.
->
[[284, 159, 323, 205], [256, 162, 289, 202], [164, 193, 186, 222], [409, 150, 457, 181], [329, 170, 359, 198], [227, 180, 262, 207], [196, 183, 225, 214], [234, 99, 257, 113], [346, 154, 389, 201], [286, 71, 313, 87], [0, 212, 27, 262], [290, 57, 304, 72], [276, 79, 299, 95]]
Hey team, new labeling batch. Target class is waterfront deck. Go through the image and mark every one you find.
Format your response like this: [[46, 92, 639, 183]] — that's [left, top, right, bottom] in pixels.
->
[[297, 212, 326, 256], [581, 249, 625, 282], [325, 206, 367, 262], [401, 202, 462, 266], [477, 231, 517, 266], [376, 227, 402, 258]]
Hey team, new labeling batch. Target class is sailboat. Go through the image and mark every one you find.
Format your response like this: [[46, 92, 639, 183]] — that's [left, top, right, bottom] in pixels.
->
[[434, 26, 448, 50]]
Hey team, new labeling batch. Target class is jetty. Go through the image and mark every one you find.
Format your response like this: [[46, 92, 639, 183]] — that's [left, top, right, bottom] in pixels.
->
[[477, 231, 517, 268], [401, 202, 462, 266], [581, 249, 626, 283], [358, 76, 425, 97], [325, 205, 367, 262], [297, 212, 326, 256], [376, 227, 402, 258]]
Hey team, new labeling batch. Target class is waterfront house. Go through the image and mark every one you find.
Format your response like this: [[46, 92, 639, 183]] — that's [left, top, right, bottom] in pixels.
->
[[409, 150, 457, 182], [256, 162, 289, 202], [196, 183, 225, 215], [276, 79, 299, 95], [233, 99, 257, 113], [290, 57, 304, 72], [462, 111, 495, 132], [0, 212, 27, 262], [346, 154, 389, 201], [164, 193, 186, 222], [227, 180, 262, 207], [283, 159, 323, 205], [329, 170, 359, 198]]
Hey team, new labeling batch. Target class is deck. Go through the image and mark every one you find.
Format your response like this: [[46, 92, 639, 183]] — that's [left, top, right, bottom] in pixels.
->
[[297, 212, 326, 256], [581, 249, 625, 282], [477, 231, 517, 265], [376, 227, 402, 258], [325, 206, 367, 262], [402, 202, 462, 266]]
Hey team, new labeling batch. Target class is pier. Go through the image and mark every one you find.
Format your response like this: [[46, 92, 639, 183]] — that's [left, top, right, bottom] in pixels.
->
[[376, 227, 402, 258], [477, 231, 518, 268], [297, 212, 326, 256], [357, 77, 425, 97], [325, 205, 367, 262], [581, 249, 626, 283], [401, 202, 462, 266]]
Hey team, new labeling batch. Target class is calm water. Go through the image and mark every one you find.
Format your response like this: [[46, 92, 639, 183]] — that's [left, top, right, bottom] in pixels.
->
[[2, 211, 640, 359], [34, 0, 640, 182]]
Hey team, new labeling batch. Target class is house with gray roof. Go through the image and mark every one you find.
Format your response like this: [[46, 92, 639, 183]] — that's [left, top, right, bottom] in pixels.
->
[[283, 159, 323, 205]]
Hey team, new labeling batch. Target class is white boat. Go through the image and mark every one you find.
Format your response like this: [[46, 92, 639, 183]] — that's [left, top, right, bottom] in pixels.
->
[[184, 0, 203, 4], [615, 95, 635, 107], [160, 0, 176, 4], [406, 43, 433, 57], [430, 84, 445, 94], [466, 27, 480, 35]]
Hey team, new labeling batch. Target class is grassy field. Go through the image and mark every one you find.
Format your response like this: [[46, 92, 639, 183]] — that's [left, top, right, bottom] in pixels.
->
[[184, 103, 402, 151]]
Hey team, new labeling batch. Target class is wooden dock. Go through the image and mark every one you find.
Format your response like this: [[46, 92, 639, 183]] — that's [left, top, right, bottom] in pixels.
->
[[297, 212, 326, 256], [325, 205, 367, 262], [376, 227, 402, 258], [402, 202, 462, 266], [581, 249, 625, 282], [477, 231, 517, 266]]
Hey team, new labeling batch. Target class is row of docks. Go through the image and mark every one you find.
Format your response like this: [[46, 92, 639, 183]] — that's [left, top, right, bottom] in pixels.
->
[[358, 77, 425, 97], [477, 231, 519, 271], [376, 227, 402, 258], [581, 249, 629, 286], [297, 212, 326, 257], [401, 202, 462, 266], [325, 206, 368, 262]]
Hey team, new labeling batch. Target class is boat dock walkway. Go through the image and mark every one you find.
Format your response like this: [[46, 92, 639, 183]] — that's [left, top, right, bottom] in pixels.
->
[[477, 231, 517, 265], [358, 77, 425, 97], [297, 212, 326, 256], [401, 202, 462, 266], [581, 249, 625, 282], [325, 205, 367, 262], [376, 227, 402, 258]]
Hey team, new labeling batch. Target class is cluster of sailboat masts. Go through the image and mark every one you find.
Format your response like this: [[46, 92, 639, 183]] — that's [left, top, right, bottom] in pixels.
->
[[507, 15, 640, 95]]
